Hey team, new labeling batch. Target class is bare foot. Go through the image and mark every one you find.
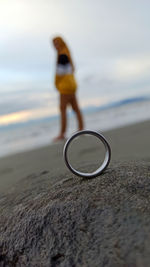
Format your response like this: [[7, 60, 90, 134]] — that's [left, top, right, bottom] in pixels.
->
[[53, 135, 66, 142]]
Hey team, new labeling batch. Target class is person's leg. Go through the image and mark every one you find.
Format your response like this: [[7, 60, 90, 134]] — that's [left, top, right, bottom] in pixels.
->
[[70, 94, 84, 131], [54, 94, 68, 141]]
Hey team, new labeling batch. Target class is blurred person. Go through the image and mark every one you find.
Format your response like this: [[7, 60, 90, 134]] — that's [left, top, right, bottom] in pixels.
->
[[52, 36, 84, 141]]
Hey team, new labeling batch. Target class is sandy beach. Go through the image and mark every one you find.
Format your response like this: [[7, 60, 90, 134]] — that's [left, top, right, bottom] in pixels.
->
[[0, 119, 150, 266], [0, 119, 149, 195]]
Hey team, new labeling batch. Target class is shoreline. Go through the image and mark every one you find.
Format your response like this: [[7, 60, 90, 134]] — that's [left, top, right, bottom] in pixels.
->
[[0, 119, 150, 195], [0, 116, 150, 160], [1, 98, 150, 159]]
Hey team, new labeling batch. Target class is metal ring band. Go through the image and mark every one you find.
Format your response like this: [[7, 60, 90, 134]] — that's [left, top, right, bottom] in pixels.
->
[[63, 130, 111, 178]]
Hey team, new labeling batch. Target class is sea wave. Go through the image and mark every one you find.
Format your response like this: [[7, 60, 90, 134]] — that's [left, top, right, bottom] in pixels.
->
[[0, 95, 149, 131], [0, 95, 150, 157]]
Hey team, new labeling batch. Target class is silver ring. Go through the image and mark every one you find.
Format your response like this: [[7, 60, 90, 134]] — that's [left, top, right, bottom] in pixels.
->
[[63, 130, 111, 178]]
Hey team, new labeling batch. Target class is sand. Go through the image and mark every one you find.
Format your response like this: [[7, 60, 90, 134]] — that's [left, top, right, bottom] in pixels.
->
[[0, 119, 149, 195], [0, 120, 150, 266]]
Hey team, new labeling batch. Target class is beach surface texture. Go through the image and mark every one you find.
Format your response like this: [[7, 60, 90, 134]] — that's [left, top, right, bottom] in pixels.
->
[[0, 120, 150, 267]]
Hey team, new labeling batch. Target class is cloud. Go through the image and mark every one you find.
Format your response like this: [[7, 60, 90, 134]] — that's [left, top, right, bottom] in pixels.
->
[[0, 106, 58, 126], [113, 56, 150, 81], [1, 0, 150, 127], [0, 86, 57, 116]]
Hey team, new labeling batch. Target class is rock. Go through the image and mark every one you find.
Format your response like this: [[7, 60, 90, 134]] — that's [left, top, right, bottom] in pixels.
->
[[0, 162, 150, 267]]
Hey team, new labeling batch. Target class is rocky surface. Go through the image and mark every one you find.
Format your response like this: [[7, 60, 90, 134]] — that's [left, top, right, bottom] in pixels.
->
[[0, 161, 150, 267]]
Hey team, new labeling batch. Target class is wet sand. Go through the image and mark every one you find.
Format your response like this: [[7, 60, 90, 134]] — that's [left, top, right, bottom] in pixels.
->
[[0, 119, 149, 195]]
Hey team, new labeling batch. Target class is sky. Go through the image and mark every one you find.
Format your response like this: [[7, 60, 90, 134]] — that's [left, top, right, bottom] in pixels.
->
[[0, 0, 150, 126]]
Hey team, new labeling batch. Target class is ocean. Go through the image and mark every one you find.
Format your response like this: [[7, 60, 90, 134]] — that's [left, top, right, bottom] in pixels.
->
[[0, 95, 150, 158]]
